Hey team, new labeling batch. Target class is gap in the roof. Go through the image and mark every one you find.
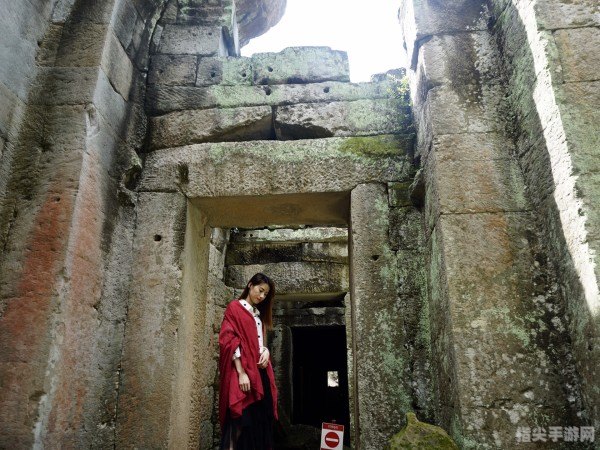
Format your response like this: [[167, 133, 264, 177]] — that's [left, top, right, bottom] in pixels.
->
[[241, 0, 406, 83]]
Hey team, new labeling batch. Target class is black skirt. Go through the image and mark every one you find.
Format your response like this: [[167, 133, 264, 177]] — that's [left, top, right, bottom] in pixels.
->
[[220, 368, 274, 450]]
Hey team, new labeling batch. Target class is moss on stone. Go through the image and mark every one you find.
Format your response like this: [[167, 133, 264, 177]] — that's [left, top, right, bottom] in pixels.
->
[[389, 412, 459, 450], [338, 135, 406, 158]]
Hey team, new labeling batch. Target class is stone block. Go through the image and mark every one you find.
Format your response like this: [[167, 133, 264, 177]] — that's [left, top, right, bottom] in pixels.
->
[[36, 23, 63, 67], [274, 99, 412, 140], [196, 56, 253, 86], [230, 227, 348, 244], [425, 152, 527, 221], [101, 30, 135, 99], [139, 135, 414, 197], [553, 27, 600, 83], [112, 0, 140, 53], [148, 54, 198, 85], [116, 192, 187, 448], [208, 244, 225, 278], [430, 132, 514, 162], [148, 105, 273, 150], [399, 0, 490, 68], [252, 47, 350, 85], [350, 183, 411, 449], [417, 31, 502, 91], [147, 80, 394, 114], [225, 261, 349, 294], [157, 24, 225, 55], [555, 81, 600, 175], [210, 227, 230, 251], [576, 173, 600, 242], [30, 67, 99, 106], [390, 207, 423, 251], [225, 242, 304, 265], [302, 242, 348, 263], [53, 22, 108, 67], [388, 182, 413, 207], [423, 84, 504, 136], [534, 0, 600, 30]]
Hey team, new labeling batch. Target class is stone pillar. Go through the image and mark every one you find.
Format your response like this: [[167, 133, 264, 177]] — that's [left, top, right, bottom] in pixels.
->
[[116, 194, 212, 448], [400, 0, 586, 447], [350, 183, 411, 450], [491, 0, 600, 431]]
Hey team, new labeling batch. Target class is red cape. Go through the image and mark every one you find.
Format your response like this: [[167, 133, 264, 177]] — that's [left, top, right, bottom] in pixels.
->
[[218, 299, 278, 430]]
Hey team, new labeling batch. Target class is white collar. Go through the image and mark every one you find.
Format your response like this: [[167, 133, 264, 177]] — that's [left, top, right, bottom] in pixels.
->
[[239, 299, 260, 317]]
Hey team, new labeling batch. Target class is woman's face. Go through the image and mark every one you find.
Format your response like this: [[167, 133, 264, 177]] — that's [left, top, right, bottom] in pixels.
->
[[247, 282, 270, 306]]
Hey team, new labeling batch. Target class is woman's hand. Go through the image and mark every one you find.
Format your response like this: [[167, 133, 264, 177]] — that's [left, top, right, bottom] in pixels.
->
[[238, 372, 250, 392], [258, 347, 270, 369]]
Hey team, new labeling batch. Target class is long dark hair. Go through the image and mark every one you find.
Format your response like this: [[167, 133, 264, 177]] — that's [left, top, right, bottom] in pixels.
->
[[239, 273, 275, 330]]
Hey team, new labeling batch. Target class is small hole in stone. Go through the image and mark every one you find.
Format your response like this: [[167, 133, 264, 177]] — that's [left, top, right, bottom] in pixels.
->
[[154, 234, 162, 242], [267, 66, 273, 72], [589, 343, 594, 351], [371, 255, 380, 261], [210, 72, 216, 78], [54, 197, 61, 202], [323, 87, 330, 93], [208, 32, 213, 36], [241, 72, 247, 77], [264, 87, 272, 96]]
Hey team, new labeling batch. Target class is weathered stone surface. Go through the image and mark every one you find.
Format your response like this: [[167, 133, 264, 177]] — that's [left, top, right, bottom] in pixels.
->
[[148, 105, 273, 149], [116, 193, 188, 449], [534, 0, 600, 30], [147, 80, 394, 114], [226, 242, 304, 265], [389, 412, 458, 450], [157, 24, 225, 55], [274, 99, 412, 140], [399, 0, 489, 67], [231, 227, 347, 243], [388, 181, 413, 207], [302, 242, 347, 263], [139, 136, 413, 196], [252, 47, 350, 85], [225, 261, 349, 294], [236, 0, 286, 47], [553, 27, 600, 83], [350, 183, 411, 450], [148, 54, 198, 85], [196, 56, 253, 86], [101, 30, 135, 99]]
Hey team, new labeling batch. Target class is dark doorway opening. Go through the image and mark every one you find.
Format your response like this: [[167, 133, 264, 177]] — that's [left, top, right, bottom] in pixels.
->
[[292, 326, 351, 445]]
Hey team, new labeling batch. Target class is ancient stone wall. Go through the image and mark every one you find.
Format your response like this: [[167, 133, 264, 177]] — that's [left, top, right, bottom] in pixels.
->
[[400, 0, 599, 447]]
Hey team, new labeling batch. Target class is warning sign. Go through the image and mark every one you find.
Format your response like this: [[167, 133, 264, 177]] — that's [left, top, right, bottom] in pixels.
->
[[320, 422, 344, 450]]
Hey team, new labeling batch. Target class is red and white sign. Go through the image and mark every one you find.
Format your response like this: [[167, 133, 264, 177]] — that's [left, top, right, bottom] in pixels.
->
[[320, 422, 344, 450]]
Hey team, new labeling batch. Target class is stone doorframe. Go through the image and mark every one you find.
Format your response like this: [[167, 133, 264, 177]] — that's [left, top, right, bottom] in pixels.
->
[[114, 135, 415, 449]]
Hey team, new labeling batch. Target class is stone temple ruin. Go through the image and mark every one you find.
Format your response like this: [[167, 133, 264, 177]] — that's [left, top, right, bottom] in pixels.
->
[[0, 0, 599, 448]]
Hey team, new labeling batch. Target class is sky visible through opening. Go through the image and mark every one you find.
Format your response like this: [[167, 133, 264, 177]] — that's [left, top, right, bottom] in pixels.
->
[[241, 0, 406, 82]]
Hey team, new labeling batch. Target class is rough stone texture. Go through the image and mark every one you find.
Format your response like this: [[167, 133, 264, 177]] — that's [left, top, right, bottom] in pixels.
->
[[236, 0, 286, 47], [401, 1, 596, 447], [148, 54, 198, 85], [226, 261, 349, 294], [389, 412, 459, 450], [140, 135, 413, 197], [230, 227, 348, 244], [156, 24, 226, 56], [252, 47, 350, 85], [350, 183, 412, 450], [274, 99, 412, 140], [491, 0, 600, 436], [196, 56, 253, 86], [148, 105, 273, 149], [147, 80, 396, 114]]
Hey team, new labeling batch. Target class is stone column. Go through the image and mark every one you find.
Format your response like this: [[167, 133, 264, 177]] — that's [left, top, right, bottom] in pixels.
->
[[400, 0, 585, 447], [350, 183, 411, 450], [491, 0, 600, 431]]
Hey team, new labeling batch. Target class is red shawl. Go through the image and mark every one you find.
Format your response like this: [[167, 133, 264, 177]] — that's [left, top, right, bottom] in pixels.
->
[[218, 299, 278, 430]]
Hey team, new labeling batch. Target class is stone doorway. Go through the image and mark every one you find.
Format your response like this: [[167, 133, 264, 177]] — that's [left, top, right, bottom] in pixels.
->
[[291, 326, 351, 446]]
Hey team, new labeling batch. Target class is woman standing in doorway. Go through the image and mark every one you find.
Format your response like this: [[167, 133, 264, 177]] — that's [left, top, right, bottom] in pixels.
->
[[218, 273, 278, 450]]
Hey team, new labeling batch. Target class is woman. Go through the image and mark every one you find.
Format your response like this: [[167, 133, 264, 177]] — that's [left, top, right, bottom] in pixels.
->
[[218, 273, 278, 450]]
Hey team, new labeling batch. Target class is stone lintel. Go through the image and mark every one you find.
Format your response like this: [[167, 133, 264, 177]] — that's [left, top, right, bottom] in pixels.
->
[[146, 80, 396, 114], [139, 135, 414, 199]]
